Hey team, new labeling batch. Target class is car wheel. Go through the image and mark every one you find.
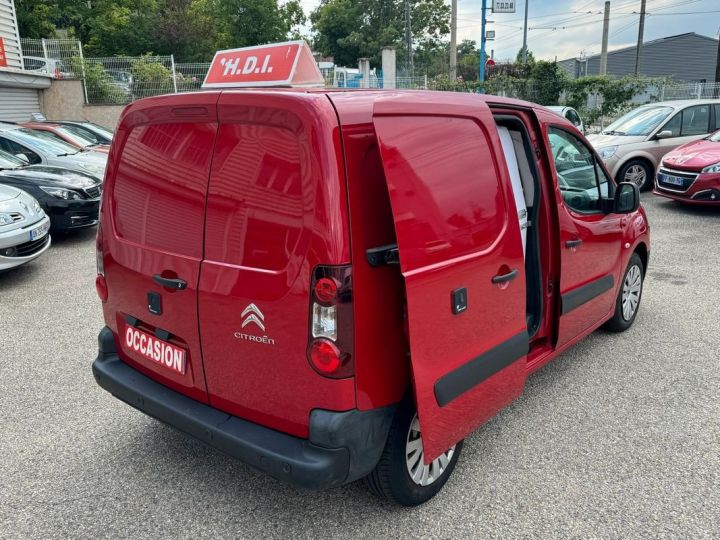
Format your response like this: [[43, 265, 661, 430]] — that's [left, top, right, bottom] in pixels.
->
[[618, 160, 653, 191], [365, 396, 463, 506], [603, 252, 644, 332]]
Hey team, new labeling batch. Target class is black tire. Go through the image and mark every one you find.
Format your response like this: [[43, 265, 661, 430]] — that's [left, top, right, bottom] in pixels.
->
[[365, 396, 463, 506], [603, 252, 644, 332], [617, 159, 653, 191]]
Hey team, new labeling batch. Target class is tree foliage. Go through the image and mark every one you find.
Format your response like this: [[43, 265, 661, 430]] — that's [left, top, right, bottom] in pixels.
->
[[310, 0, 449, 68], [15, 0, 305, 62]]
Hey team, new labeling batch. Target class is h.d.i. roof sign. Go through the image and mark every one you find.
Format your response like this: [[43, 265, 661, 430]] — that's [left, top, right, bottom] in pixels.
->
[[202, 40, 324, 89]]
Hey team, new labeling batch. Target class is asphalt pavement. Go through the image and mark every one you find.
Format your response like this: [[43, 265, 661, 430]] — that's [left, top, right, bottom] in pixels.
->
[[1, 196, 719, 539]]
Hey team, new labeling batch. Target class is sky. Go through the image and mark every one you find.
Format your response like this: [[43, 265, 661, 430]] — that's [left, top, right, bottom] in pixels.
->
[[297, 0, 720, 63]]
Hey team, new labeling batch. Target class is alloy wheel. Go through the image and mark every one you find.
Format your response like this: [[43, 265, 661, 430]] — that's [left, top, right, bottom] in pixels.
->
[[405, 414, 455, 486], [624, 165, 647, 188], [622, 264, 642, 321]]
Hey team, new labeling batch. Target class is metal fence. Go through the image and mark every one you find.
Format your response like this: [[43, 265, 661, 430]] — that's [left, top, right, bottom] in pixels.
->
[[19, 38, 84, 77]]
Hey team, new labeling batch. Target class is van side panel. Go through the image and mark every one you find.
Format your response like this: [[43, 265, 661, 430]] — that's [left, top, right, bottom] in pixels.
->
[[102, 93, 221, 403], [335, 117, 410, 410], [198, 92, 354, 438]]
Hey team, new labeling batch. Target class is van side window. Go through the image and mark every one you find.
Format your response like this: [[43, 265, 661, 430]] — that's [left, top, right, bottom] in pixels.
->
[[113, 122, 216, 258], [373, 116, 507, 269], [548, 127, 604, 213]]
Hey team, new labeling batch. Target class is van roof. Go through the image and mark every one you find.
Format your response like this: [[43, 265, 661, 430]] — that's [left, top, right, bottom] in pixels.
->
[[122, 88, 544, 127]]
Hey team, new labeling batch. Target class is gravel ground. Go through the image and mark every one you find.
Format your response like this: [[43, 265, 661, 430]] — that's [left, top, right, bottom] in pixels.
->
[[1, 196, 719, 539]]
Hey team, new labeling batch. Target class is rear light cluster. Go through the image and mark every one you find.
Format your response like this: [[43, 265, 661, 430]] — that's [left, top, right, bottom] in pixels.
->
[[307, 265, 354, 378], [95, 223, 108, 302]]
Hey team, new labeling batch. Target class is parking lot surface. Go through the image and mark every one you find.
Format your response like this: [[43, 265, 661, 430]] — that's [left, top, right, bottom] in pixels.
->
[[1, 196, 719, 539]]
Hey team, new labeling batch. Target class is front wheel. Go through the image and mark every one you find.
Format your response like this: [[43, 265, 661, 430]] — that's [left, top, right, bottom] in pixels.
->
[[365, 397, 463, 506], [604, 252, 644, 332], [617, 159, 653, 191]]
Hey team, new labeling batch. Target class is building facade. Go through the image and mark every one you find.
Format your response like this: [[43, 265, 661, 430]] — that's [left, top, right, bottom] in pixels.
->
[[558, 33, 719, 82], [0, 0, 51, 121]]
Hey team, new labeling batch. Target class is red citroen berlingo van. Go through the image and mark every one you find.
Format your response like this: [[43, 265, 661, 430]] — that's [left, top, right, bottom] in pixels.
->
[[92, 89, 650, 506]]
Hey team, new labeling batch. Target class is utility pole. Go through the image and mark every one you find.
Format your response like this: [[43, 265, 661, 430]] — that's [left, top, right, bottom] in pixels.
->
[[634, 0, 646, 75], [522, 0, 529, 64], [599, 1, 610, 75], [404, 0, 413, 75], [449, 0, 457, 79], [479, 0, 488, 83], [715, 28, 720, 97]]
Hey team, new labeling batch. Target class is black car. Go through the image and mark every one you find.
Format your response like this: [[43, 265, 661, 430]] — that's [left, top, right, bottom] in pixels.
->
[[52, 121, 113, 146], [0, 149, 101, 231]]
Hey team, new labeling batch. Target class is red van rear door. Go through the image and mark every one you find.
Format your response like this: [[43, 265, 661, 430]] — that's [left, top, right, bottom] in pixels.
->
[[103, 93, 219, 403], [197, 91, 355, 439], [372, 95, 529, 462]]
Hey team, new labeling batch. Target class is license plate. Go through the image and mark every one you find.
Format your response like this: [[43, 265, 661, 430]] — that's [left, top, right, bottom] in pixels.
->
[[659, 173, 685, 187], [123, 325, 187, 374], [29, 220, 50, 241]]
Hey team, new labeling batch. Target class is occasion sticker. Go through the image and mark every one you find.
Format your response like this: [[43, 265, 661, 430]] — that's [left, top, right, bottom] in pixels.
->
[[124, 326, 186, 374]]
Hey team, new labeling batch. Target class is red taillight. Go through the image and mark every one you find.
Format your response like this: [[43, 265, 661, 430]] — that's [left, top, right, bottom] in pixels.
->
[[95, 223, 104, 276], [308, 339, 343, 375], [314, 277, 338, 304], [307, 265, 354, 379], [95, 223, 107, 302], [95, 275, 108, 302]]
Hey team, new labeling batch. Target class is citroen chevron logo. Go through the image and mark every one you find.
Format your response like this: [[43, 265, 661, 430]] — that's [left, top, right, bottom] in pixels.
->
[[241, 303, 265, 331]]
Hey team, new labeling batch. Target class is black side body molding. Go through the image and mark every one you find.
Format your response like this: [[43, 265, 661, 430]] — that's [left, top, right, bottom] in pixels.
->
[[434, 331, 529, 407], [561, 274, 614, 315]]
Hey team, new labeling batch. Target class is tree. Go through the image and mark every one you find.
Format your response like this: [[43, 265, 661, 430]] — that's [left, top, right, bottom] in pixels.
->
[[311, 0, 449, 68], [515, 47, 535, 65]]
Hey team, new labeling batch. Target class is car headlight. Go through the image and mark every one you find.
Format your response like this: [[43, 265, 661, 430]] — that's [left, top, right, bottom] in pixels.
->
[[701, 162, 720, 174], [0, 213, 14, 225], [598, 146, 618, 160], [31, 198, 42, 213], [40, 186, 83, 200]]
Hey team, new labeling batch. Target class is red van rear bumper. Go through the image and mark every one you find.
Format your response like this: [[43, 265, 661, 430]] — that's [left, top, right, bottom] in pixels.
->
[[92, 327, 395, 489]]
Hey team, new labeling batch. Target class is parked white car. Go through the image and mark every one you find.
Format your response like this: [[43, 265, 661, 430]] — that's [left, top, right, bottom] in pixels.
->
[[22, 56, 72, 78], [547, 106, 585, 133], [0, 184, 51, 270]]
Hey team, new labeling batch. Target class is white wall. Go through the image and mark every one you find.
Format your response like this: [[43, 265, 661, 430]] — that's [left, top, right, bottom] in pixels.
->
[[0, 0, 22, 70]]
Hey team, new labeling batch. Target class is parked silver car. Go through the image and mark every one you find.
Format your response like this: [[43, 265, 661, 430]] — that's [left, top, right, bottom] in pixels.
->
[[588, 99, 720, 190], [0, 184, 51, 270], [0, 123, 106, 180]]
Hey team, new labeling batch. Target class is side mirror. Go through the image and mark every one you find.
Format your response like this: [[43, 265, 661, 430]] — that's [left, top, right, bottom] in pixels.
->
[[15, 153, 30, 164], [655, 130, 673, 140], [613, 182, 640, 214]]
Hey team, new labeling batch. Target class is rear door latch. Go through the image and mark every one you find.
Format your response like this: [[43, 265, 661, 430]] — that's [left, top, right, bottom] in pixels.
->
[[366, 243, 400, 267]]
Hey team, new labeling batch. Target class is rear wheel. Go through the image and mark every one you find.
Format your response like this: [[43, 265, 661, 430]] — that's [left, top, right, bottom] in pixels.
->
[[618, 159, 653, 191], [603, 252, 644, 332], [365, 397, 463, 506]]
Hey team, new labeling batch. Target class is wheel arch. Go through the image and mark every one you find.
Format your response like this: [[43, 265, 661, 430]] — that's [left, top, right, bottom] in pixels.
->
[[634, 241, 649, 273], [615, 155, 656, 183]]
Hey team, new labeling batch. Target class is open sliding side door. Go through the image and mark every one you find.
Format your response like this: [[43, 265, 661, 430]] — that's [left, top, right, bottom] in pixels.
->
[[372, 95, 529, 461]]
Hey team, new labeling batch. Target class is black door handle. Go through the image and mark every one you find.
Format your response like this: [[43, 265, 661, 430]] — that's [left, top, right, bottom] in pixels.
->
[[491, 268, 518, 284], [565, 239, 583, 248], [153, 275, 187, 290]]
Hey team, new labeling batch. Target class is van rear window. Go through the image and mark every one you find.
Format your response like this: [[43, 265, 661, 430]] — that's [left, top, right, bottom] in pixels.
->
[[204, 123, 304, 271], [113, 122, 216, 258]]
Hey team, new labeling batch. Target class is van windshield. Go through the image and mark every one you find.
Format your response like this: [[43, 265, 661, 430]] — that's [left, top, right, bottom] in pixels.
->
[[602, 106, 674, 136]]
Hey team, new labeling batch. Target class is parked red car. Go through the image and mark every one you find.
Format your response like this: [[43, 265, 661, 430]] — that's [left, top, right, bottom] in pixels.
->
[[22, 122, 111, 154], [654, 130, 720, 204], [91, 89, 650, 506]]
